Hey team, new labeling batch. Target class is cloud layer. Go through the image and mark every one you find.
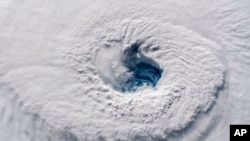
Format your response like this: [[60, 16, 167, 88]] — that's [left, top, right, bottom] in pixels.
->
[[0, 0, 249, 141]]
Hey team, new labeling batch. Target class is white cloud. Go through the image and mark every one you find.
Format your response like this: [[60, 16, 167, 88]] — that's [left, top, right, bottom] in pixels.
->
[[0, 0, 250, 141]]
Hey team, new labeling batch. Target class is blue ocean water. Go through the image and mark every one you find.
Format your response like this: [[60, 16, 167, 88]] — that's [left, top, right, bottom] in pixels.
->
[[120, 42, 162, 92]]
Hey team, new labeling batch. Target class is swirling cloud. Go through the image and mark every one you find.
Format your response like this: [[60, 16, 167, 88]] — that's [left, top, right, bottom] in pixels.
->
[[1, 0, 250, 141]]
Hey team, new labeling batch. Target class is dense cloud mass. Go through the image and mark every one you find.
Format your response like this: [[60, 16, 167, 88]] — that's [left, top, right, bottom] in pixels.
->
[[0, 0, 250, 141]]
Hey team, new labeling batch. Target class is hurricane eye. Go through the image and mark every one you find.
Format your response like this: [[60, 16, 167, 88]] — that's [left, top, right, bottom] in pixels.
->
[[95, 41, 162, 93], [121, 42, 163, 92]]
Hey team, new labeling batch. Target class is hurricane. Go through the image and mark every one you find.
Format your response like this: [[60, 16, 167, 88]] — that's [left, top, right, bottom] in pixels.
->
[[0, 0, 250, 141]]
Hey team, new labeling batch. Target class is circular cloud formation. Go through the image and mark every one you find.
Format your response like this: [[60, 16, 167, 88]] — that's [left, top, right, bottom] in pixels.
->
[[61, 18, 224, 140], [2, 1, 250, 141]]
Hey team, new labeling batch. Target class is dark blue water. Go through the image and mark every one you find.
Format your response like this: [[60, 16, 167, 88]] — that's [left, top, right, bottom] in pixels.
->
[[120, 42, 162, 92]]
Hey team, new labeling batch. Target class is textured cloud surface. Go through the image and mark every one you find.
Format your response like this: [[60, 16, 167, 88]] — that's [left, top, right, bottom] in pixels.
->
[[0, 0, 250, 141]]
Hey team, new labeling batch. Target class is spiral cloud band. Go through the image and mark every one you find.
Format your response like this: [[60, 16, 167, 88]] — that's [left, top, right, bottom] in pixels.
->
[[1, 0, 250, 141]]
